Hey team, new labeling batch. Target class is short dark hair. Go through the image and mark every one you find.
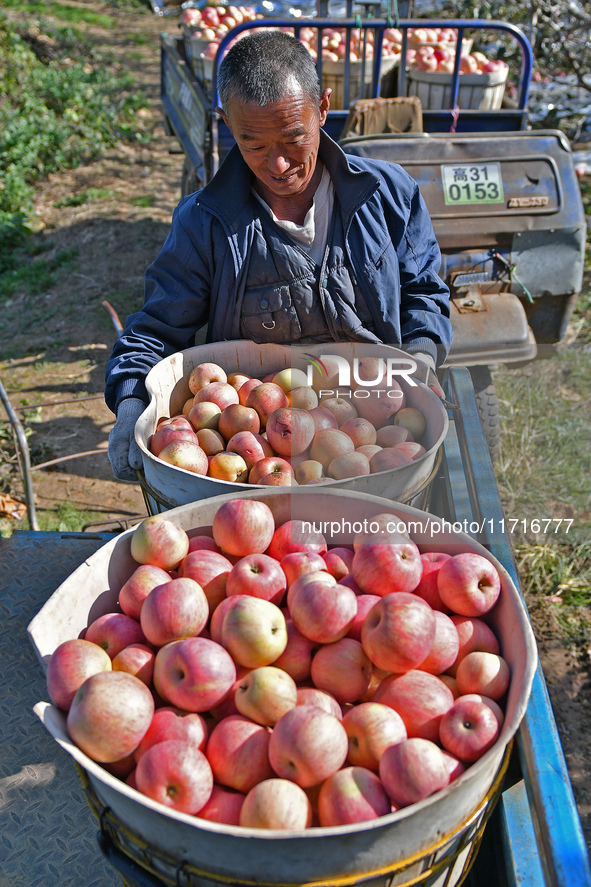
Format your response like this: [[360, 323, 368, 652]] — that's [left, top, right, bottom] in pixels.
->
[[218, 30, 321, 114]]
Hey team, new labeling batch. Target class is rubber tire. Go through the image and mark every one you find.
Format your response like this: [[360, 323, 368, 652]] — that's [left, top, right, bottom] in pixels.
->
[[181, 155, 202, 198], [469, 366, 500, 465]]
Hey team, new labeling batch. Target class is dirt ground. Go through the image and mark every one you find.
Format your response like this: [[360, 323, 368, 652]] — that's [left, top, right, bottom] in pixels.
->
[[1, 0, 590, 855]]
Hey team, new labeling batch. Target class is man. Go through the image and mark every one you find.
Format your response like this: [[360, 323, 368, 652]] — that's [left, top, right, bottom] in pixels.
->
[[106, 29, 452, 482]]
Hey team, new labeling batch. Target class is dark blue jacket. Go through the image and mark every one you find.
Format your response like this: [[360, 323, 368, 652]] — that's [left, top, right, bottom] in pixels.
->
[[105, 131, 452, 412]]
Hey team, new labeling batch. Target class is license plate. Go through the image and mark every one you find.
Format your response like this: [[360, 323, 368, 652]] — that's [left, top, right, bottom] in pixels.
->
[[441, 162, 504, 206]]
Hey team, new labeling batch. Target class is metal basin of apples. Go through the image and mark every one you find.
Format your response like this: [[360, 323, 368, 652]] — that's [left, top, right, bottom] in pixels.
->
[[135, 341, 449, 513], [28, 487, 536, 887]]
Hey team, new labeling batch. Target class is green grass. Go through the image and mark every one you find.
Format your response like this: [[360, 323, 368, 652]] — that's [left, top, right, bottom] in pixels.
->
[[54, 188, 116, 208], [1, 1, 117, 29], [0, 247, 78, 301]]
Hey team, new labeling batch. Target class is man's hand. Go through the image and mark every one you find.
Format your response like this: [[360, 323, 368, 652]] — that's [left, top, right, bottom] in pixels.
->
[[411, 352, 445, 400], [108, 397, 146, 483]]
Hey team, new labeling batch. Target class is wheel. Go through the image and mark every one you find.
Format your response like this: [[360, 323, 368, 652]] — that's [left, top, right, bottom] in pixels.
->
[[181, 155, 202, 198], [468, 366, 500, 464]]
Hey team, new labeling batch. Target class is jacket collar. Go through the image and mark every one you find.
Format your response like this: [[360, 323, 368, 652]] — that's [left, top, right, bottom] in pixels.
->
[[198, 130, 380, 230]]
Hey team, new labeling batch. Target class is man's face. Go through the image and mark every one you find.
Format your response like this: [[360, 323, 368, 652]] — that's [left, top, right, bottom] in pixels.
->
[[220, 83, 331, 203]]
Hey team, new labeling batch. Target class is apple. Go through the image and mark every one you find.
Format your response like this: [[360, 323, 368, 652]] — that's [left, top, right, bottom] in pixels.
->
[[130, 516, 190, 570], [67, 671, 154, 763], [354, 383, 405, 427], [437, 553, 501, 616], [197, 784, 245, 826], [439, 674, 460, 698], [267, 519, 327, 561], [212, 498, 275, 557], [290, 386, 318, 410], [153, 636, 236, 712], [140, 577, 208, 647], [290, 578, 357, 644], [272, 368, 310, 392], [248, 456, 293, 485], [393, 407, 426, 439], [194, 381, 239, 411], [187, 534, 220, 553], [318, 766, 391, 826], [238, 377, 264, 405], [294, 459, 325, 485], [209, 594, 249, 645], [308, 406, 339, 432], [226, 430, 273, 470], [413, 552, 452, 612], [258, 471, 297, 486], [46, 638, 112, 711], [188, 362, 227, 393], [310, 429, 355, 470], [112, 643, 155, 686], [158, 439, 209, 475], [134, 706, 208, 761], [339, 572, 364, 595], [319, 396, 358, 427], [439, 697, 500, 763], [379, 738, 449, 808], [448, 615, 501, 677], [311, 638, 372, 704], [347, 594, 381, 641], [179, 549, 233, 614], [376, 425, 413, 447], [206, 714, 274, 793], [188, 400, 222, 431], [150, 424, 197, 457], [361, 592, 435, 673], [373, 669, 454, 742], [370, 447, 412, 473], [355, 445, 382, 460], [208, 664, 251, 722], [281, 551, 328, 587], [394, 441, 426, 461], [353, 540, 422, 596], [226, 371, 251, 392], [269, 705, 348, 787], [208, 451, 249, 483], [118, 564, 171, 621], [221, 596, 288, 668], [135, 738, 213, 814], [418, 610, 460, 675], [196, 427, 226, 455], [217, 403, 260, 440], [353, 513, 410, 548], [235, 665, 298, 725], [226, 552, 286, 605], [328, 451, 370, 480], [458, 693, 505, 729], [296, 687, 343, 720], [272, 618, 318, 683], [245, 383, 289, 425], [455, 651, 510, 700], [240, 778, 313, 830], [342, 701, 407, 771], [266, 407, 316, 457], [85, 612, 147, 659], [322, 546, 354, 580], [340, 416, 378, 448]]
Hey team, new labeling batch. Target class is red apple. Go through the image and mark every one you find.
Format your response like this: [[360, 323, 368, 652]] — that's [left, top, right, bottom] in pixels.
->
[[179, 549, 233, 614], [197, 784, 245, 826], [362, 592, 436, 677], [320, 396, 359, 427], [140, 577, 208, 647], [238, 377, 264, 406], [258, 471, 297, 486], [413, 552, 452, 612], [135, 739, 213, 813], [318, 766, 391, 826], [112, 643, 155, 686], [118, 564, 172, 621], [296, 687, 343, 720], [134, 706, 208, 761], [328, 451, 370, 480], [439, 697, 500, 762], [448, 615, 501, 676], [130, 516, 189, 570], [268, 705, 348, 787], [342, 702, 407, 771], [240, 778, 312, 830], [149, 425, 198, 458], [209, 594, 249, 645], [206, 714, 274, 793], [266, 407, 316, 457], [417, 610, 460, 675], [376, 425, 413, 447], [272, 618, 318, 683], [437, 553, 501, 616], [248, 456, 293, 485], [226, 430, 274, 470], [373, 669, 454, 742], [85, 612, 146, 660], [379, 738, 449, 808], [188, 362, 227, 394], [347, 594, 381, 641], [455, 651, 510, 700], [188, 401, 221, 431], [226, 552, 286, 605], [311, 638, 372, 704], [267, 519, 327, 561], [370, 447, 412, 473], [458, 693, 505, 729], [67, 671, 154, 763], [353, 540, 422, 596], [290, 578, 357, 644], [212, 498, 275, 557], [281, 551, 328, 588], [308, 405, 339, 432], [194, 381, 239, 411], [218, 403, 260, 440], [245, 383, 289, 426], [187, 533, 220, 554], [340, 417, 377, 448], [153, 636, 236, 712], [46, 638, 112, 711], [226, 371, 251, 392], [322, 547, 354, 580]]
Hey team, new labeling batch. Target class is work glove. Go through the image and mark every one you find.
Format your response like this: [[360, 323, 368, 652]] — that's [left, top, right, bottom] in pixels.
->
[[108, 397, 146, 483], [411, 352, 445, 400]]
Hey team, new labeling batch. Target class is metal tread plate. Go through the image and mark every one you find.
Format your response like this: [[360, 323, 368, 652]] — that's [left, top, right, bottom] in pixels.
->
[[0, 532, 119, 887]]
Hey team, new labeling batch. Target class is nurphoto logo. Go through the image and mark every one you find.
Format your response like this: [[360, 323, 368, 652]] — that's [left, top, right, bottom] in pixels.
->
[[303, 354, 418, 399]]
